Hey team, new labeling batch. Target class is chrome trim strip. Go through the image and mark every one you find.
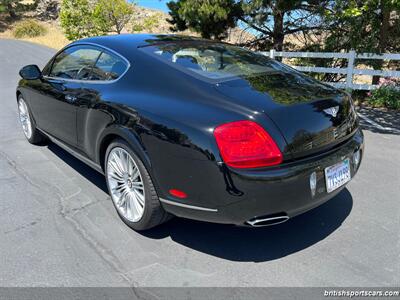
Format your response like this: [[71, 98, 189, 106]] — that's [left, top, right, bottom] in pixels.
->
[[246, 216, 289, 227], [43, 42, 131, 85], [159, 198, 218, 212]]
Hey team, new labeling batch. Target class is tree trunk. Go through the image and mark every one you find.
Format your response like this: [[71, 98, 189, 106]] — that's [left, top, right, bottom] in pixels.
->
[[273, 10, 284, 51], [7, 3, 17, 19], [372, 1, 390, 85]]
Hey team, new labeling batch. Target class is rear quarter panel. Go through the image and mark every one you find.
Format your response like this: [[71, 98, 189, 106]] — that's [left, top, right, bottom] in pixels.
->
[[78, 49, 290, 208]]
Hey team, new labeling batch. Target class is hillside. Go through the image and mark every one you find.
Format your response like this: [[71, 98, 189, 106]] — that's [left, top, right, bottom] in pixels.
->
[[0, 3, 253, 50], [130, 6, 254, 44]]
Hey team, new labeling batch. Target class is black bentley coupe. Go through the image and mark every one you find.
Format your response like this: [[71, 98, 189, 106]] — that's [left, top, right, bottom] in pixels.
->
[[17, 34, 364, 230]]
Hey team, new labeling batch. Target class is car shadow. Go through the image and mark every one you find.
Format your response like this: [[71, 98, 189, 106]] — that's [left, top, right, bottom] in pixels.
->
[[47, 143, 108, 193], [143, 189, 353, 262], [47, 142, 353, 262]]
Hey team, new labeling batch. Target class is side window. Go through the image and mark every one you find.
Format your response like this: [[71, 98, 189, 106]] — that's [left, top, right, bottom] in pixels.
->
[[90, 52, 128, 81], [50, 46, 101, 80]]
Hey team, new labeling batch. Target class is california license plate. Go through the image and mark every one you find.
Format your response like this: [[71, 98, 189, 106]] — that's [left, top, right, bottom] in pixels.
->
[[324, 159, 351, 193]]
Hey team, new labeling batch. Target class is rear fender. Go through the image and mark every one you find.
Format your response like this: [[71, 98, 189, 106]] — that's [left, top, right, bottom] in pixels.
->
[[96, 125, 151, 170]]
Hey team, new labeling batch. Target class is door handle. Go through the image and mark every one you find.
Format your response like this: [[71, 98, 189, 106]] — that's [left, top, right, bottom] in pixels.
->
[[65, 94, 77, 103]]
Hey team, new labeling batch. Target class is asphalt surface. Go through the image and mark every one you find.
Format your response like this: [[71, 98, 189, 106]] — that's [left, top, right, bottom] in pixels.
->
[[0, 39, 399, 288]]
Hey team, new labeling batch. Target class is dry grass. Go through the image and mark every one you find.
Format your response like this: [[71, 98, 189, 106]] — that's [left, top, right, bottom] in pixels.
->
[[0, 19, 69, 50], [0, 5, 252, 51]]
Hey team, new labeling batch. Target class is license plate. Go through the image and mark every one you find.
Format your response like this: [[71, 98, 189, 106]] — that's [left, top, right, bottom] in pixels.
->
[[324, 159, 351, 193]]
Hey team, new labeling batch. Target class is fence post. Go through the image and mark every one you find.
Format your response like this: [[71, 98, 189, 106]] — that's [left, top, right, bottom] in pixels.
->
[[346, 50, 356, 89], [269, 49, 275, 59]]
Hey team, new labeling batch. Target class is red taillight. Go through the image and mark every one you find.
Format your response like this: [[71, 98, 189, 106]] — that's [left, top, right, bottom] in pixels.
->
[[213, 120, 283, 168], [169, 189, 187, 199]]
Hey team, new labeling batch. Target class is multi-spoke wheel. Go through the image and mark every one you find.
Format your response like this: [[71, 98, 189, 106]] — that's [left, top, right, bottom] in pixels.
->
[[17, 95, 46, 144], [18, 98, 32, 139], [107, 147, 145, 222], [105, 139, 171, 230]]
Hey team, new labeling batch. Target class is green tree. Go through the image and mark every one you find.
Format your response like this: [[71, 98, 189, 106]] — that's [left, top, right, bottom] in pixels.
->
[[60, 0, 105, 40], [167, 0, 242, 40], [323, 0, 400, 84], [93, 0, 134, 34], [167, 0, 328, 49], [323, 0, 400, 53], [239, 0, 328, 51], [0, 0, 22, 18]]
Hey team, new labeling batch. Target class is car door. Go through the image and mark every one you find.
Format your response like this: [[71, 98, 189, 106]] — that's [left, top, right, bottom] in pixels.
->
[[76, 50, 129, 157], [32, 45, 102, 147]]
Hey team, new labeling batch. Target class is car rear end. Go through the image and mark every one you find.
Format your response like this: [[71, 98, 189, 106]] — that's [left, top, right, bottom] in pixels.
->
[[210, 64, 363, 226], [139, 38, 364, 226], [215, 128, 363, 226]]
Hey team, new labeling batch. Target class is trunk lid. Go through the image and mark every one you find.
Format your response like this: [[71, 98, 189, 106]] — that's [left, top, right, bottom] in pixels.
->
[[215, 71, 358, 159]]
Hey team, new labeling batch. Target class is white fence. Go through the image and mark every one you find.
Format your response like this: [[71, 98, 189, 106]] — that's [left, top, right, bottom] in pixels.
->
[[262, 50, 400, 91]]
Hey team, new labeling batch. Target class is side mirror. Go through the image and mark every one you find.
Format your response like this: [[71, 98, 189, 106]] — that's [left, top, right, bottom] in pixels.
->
[[19, 65, 42, 80]]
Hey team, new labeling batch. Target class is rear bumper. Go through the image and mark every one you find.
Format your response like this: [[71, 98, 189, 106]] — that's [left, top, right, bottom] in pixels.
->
[[161, 128, 364, 225]]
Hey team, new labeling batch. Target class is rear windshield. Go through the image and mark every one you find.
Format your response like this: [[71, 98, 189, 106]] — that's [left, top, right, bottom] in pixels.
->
[[138, 42, 289, 82]]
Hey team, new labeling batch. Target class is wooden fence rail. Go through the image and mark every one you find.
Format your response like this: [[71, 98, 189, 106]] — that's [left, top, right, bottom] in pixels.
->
[[261, 50, 400, 91]]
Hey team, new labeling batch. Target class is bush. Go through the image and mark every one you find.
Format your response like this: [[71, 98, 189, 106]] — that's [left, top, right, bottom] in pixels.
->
[[131, 23, 144, 32], [60, 0, 133, 40], [143, 14, 160, 31], [367, 78, 400, 110], [60, 0, 102, 40], [13, 20, 47, 38], [131, 14, 160, 33], [93, 0, 134, 34]]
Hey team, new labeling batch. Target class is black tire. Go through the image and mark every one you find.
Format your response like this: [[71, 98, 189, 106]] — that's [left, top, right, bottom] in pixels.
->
[[104, 139, 171, 231], [17, 95, 46, 145]]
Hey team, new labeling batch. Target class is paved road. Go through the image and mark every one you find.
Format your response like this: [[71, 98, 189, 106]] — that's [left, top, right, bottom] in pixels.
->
[[0, 40, 399, 288]]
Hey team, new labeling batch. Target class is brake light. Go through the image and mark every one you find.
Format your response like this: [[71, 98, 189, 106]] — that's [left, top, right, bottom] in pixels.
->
[[169, 189, 187, 199], [213, 120, 282, 168]]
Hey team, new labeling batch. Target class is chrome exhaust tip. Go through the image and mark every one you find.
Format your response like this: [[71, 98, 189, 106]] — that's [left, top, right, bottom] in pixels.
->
[[246, 213, 289, 227]]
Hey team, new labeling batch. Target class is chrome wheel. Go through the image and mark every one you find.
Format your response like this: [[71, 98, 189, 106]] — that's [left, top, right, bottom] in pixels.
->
[[18, 98, 32, 139], [106, 147, 145, 222]]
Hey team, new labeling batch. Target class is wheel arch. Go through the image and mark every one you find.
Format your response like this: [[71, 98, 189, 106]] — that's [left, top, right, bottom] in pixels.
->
[[97, 125, 152, 173], [16, 88, 39, 127], [16, 90, 22, 100]]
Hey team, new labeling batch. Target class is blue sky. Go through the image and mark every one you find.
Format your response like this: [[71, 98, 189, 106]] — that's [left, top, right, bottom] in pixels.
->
[[134, 0, 170, 12]]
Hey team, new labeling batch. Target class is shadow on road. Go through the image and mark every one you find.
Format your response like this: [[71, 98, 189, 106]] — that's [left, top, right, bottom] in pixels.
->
[[48, 143, 108, 193], [47, 141, 353, 262], [358, 106, 400, 135], [144, 189, 353, 262]]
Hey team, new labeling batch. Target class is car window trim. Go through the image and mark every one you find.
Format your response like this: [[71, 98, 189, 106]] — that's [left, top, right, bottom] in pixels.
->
[[44, 42, 131, 84], [88, 50, 125, 82]]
